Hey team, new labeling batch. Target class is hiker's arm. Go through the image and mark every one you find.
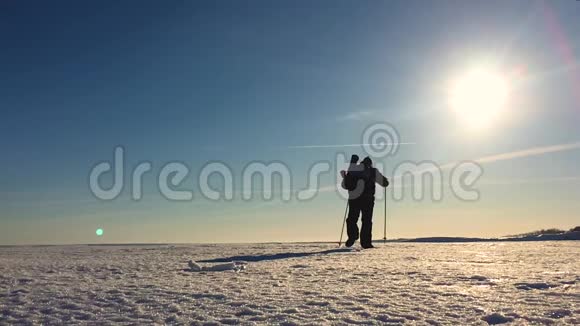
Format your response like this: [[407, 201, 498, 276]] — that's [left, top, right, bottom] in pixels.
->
[[375, 169, 389, 188]]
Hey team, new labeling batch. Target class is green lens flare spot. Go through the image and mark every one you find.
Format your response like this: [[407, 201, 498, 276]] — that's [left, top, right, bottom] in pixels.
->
[[96, 228, 104, 236]]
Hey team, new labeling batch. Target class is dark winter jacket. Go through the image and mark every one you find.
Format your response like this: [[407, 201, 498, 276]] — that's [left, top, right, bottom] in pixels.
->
[[342, 165, 389, 199]]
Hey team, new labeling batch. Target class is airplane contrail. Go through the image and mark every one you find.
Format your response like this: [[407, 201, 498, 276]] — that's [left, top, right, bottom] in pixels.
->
[[473, 141, 580, 164], [439, 141, 580, 169], [287, 142, 416, 149], [317, 140, 580, 192]]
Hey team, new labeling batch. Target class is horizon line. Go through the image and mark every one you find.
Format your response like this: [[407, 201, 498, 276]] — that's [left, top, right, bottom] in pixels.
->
[[2, 227, 577, 247]]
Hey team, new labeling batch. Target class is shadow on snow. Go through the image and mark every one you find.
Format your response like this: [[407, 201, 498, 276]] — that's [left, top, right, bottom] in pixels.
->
[[198, 248, 352, 263]]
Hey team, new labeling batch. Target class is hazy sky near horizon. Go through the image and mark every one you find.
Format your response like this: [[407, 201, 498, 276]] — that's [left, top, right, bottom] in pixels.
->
[[1, 1, 579, 245]]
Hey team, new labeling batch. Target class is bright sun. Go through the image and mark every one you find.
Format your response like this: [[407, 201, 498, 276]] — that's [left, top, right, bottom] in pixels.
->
[[449, 68, 510, 130]]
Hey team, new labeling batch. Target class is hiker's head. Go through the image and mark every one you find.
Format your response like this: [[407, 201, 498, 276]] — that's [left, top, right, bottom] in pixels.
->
[[361, 156, 372, 168]]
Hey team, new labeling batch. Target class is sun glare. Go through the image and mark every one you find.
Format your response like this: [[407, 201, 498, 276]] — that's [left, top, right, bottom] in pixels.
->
[[449, 68, 509, 131]]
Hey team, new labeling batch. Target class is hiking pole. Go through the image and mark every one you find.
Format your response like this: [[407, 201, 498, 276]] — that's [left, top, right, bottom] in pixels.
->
[[383, 186, 387, 243], [338, 201, 349, 247]]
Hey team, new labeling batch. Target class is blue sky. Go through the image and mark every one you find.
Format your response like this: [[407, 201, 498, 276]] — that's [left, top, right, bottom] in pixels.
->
[[1, 1, 579, 244]]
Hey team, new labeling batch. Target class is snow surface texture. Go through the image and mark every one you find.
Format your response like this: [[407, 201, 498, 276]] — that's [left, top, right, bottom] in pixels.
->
[[0, 242, 578, 325]]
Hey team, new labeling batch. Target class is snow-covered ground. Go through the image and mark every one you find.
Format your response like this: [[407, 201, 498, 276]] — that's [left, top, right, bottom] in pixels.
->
[[0, 242, 578, 325]]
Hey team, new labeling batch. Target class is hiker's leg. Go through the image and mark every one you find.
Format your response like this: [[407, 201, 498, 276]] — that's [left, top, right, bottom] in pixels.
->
[[346, 199, 361, 242], [360, 198, 375, 247]]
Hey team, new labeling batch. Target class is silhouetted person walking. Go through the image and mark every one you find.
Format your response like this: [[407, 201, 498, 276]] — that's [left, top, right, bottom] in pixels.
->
[[341, 156, 389, 248]]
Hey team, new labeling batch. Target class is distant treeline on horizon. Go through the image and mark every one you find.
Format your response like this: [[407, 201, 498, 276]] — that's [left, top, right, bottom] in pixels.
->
[[506, 226, 580, 238]]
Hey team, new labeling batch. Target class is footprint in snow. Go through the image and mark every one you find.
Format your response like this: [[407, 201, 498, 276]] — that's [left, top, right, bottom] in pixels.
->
[[481, 313, 514, 325], [514, 282, 555, 290]]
